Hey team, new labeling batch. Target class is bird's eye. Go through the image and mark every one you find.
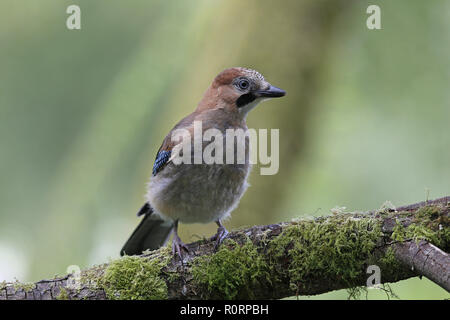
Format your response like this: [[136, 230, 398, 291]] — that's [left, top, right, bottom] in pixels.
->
[[238, 79, 250, 90]]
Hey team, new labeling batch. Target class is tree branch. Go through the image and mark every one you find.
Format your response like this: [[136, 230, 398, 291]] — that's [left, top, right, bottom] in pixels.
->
[[392, 241, 449, 291], [1, 196, 448, 300]]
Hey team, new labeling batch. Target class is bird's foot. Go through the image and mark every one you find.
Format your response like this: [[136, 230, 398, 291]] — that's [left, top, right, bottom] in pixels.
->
[[210, 225, 229, 250], [172, 234, 189, 261]]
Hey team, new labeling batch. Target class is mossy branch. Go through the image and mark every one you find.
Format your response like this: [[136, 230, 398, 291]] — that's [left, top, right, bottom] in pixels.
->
[[1, 196, 449, 300]]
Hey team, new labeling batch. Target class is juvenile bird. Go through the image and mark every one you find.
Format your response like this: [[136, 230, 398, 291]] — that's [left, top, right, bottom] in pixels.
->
[[121, 67, 285, 258]]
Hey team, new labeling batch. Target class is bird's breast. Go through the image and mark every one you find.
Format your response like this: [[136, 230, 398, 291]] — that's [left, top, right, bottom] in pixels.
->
[[147, 126, 252, 223]]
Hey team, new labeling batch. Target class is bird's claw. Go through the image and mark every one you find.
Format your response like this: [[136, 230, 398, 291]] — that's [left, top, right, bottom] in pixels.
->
[[210, 225, 229, 250], [172, 235, 189, 261]]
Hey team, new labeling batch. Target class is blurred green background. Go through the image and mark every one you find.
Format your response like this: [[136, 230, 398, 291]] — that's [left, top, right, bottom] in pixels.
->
[[0, 0, 449, 299]]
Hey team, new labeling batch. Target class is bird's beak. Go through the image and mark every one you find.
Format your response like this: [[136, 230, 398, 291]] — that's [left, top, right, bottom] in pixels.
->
[[255, 85, 286, 98]]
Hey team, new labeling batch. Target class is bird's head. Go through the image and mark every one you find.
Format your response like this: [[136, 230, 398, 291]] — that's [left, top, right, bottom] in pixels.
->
[[197, 67, 286, 117]]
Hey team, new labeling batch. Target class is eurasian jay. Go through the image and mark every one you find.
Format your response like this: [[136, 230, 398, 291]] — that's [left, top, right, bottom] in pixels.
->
[[121, 67, 285, 258]]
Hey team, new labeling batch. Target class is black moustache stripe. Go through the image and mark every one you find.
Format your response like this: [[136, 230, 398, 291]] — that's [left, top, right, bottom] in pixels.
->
[[236, 93, 256, 108]]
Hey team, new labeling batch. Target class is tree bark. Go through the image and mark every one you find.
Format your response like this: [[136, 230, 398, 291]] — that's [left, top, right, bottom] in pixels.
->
[[1, 196, 448, 300], [392, 241, 449, 291]]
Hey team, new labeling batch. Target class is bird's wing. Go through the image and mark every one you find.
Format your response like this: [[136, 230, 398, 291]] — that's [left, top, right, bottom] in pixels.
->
[[151, 131, 176, 176], [151, 112, 198, 176], [152, 149, 171, 176]]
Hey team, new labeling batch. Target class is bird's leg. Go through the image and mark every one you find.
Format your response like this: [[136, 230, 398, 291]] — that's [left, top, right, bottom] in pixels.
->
[[210, 220, 229, 249], [172, 220, 189, 260]]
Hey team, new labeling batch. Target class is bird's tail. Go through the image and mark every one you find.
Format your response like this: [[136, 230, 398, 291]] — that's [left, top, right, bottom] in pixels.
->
[[120, 203, 174, 256]]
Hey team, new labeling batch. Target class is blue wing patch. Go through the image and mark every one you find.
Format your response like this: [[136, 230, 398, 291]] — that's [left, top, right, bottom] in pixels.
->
[[152, 150, 171, 176]]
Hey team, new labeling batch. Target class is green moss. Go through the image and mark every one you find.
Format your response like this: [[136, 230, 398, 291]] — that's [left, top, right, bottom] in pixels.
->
[[101, 255, 169, 300], [391, 223, 437, 243], [192, 238, 269, 299], [192, 212, 424, 299], [57, 287, 70, 300], [391, 205, 449, 249], [12, 280, 35, 292], [76, 247, 176, 300], [377, 247, 406, 277], [268, 215, 382, 295], [80, 264, 106, 289]]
